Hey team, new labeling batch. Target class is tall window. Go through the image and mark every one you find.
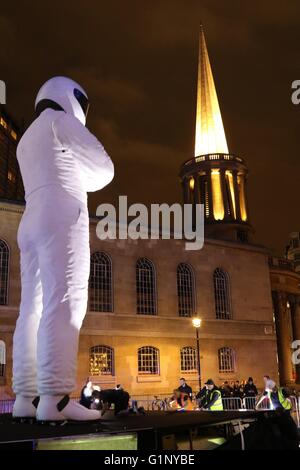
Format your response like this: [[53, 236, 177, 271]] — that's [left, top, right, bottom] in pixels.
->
[[138, 346, 159, 375], [0, 240, 9, 305], [136, 258, 157, 315], [89, 252, 113, 312], [213, 268, 232, 319], [0, 340, 6, 378], [218, 347, 236, 373], [180, 346, 197, 373], [177, 263, 195, 317], [90, 345, 114, 376]]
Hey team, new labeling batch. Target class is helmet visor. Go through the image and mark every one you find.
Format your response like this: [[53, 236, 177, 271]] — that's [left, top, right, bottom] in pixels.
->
[[74, 88, 89, 117]]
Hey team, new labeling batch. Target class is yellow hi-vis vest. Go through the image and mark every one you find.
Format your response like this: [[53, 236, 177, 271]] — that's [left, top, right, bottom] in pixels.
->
[[206, 389, 223, 411], [277, 388, 292, 410]]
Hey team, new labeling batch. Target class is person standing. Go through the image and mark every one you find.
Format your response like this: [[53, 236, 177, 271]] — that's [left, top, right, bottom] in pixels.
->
[[256, 375, 271, 409], [220, 381, 233, 398], [244, 377, 258, 397], [200, 379, 223, 411], [178, 378, 193, 398], [264, 380, 292, 411], [233, 380, 243, 399]]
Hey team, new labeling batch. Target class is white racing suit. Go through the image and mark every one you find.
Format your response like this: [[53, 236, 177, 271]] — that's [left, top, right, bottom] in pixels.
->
[[13, 109, 114, 397]]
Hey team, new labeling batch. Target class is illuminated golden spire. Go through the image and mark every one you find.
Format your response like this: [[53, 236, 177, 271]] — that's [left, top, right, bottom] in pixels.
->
[[195, 26, 228, 157]]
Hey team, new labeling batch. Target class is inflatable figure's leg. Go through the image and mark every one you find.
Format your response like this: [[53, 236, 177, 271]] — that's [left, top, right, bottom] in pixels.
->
[[12, 246, 43, 418], [35, 205, 100, 421]]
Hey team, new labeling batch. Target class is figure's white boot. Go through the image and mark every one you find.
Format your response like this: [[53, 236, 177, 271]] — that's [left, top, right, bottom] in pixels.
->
[[36, 395, 101, 423], [12, 395, 39, 421]]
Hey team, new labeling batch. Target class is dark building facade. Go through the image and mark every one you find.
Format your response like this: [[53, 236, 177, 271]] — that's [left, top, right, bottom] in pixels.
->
[[0, 106, 24, 202]]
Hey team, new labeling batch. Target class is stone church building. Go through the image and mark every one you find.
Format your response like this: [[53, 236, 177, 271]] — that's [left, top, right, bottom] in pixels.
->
[[0, 28, 299, 398]]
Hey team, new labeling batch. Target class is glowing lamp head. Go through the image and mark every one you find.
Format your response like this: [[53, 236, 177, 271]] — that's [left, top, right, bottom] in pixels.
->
[[192, 317, 202, 328]]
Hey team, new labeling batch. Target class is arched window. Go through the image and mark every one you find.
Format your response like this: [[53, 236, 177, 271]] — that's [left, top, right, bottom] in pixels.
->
[[218, 347, 236, 373], [89, 252, 113, 312], [138, 346, 159, 375], [0, 240, 9, 305], [213, 268, 232, 319], [0, 340, 6, 378], [90, 345, 114, 376], [177, 263, 195, 317], [136, 258, 157, 315], [180, 346, 197, 373]]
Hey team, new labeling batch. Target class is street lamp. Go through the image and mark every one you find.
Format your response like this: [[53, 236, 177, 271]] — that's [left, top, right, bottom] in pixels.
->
[[192, 316, 202, 391]]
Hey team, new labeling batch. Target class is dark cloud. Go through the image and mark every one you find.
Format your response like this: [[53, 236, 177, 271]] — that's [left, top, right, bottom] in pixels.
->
[[1, 0, 300, 255]]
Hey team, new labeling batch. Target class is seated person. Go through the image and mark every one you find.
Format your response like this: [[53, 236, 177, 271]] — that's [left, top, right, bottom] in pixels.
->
[[92, 387, 130, 415], [169, 388, 194, 410], [169, 389, 182, 409], [79, 379, 93, 409]]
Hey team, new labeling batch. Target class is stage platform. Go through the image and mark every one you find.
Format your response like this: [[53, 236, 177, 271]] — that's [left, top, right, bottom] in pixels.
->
[[0, 410, 275, 450]]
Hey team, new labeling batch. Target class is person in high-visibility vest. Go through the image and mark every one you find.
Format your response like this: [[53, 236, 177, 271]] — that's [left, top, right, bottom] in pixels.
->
[[200, 379, 223, 411], [261, 379, 299, 449], [264, 379, 292, 411]]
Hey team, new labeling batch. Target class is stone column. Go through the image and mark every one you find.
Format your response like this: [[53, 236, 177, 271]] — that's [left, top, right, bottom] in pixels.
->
[[194, 173, 200, 205], [182, 178, 190, 204], [232, 170, 241, 221], [207, 171, 214, 221], [290, 295, 300, 384], [272, 291, 294, 385], [220, 169, 230, 220]]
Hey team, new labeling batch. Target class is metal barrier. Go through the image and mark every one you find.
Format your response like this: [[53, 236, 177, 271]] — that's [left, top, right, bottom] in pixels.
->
[[132, 394, 170, 411], [0, 397, 81, 414], [290, 396, 300, 428], [242, 397, 257, 410], [243, 396, 273, 410], [0, 399, 14, 414], [0, 393, 299, 428], [252, 396, 272, 410], [222, 397, 243, 410]]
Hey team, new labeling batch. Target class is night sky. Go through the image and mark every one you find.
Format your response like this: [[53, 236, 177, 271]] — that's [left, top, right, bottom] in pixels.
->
[[1, 1, 300, 255]]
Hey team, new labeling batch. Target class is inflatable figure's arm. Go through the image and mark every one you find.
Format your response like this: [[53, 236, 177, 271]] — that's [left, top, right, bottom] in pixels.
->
[[53, 113, 114, 192]]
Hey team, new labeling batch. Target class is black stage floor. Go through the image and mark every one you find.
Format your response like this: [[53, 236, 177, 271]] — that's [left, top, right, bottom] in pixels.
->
[[0, 410, 262, 443]]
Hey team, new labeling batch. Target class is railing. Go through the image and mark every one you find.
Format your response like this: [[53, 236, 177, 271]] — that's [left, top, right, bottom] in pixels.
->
[[243, 396, 271, 410], [0, 396, 82, 414], [1, 394, 299, 428], [130, 394, 169, 411], [182, 153, 245, 169], [221, 397, 243, 410], [268, 256, 295, 272], [0, 399, 14, 414], [290, 396, 300, 428]]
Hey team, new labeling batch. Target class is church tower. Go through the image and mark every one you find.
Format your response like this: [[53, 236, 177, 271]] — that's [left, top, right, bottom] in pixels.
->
[[180, 26, 251, 242]]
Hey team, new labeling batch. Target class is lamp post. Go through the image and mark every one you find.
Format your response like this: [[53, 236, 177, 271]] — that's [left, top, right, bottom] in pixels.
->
[[192, 316, 202, 391]]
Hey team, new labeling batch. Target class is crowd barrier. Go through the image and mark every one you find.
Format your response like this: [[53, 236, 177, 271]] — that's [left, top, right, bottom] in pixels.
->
[[290, 396, 300, 428], [1, 394, 299, 428], [0, 399, 14, 414]]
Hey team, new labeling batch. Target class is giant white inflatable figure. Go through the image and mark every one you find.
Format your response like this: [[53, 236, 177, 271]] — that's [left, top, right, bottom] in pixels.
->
[[12, 77, 114, 422]]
